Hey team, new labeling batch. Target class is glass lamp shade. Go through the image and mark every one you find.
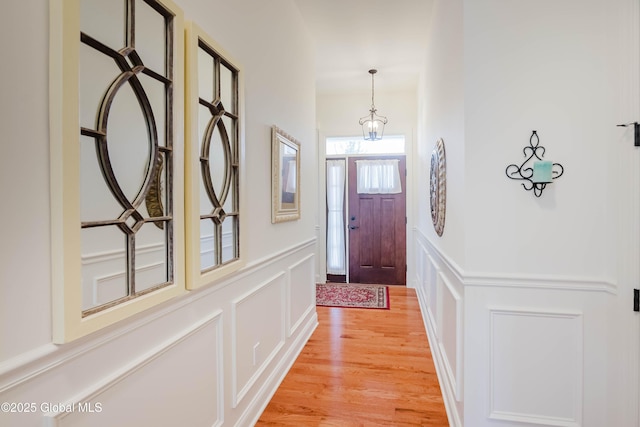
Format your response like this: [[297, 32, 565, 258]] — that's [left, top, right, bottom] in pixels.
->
[[359, 111, 387, 141]]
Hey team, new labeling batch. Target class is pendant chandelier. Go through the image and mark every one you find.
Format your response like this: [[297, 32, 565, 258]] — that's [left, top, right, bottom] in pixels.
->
[[358, 69, 388, 141]]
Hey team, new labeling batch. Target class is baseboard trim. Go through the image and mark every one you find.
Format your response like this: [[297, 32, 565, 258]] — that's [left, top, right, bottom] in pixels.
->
[[241, 311, 319, 426], [415, 285, 463, 427]]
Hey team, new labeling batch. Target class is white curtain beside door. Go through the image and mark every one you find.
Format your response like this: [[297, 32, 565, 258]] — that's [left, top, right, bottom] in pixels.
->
[[326, 159, 346, 275]]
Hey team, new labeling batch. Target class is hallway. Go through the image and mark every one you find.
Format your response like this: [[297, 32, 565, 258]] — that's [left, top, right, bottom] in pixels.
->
[[257, 286, 448, 426]]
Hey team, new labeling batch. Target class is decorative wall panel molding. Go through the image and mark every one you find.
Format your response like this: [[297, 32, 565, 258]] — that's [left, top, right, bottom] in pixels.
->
[[412, 243, 463, 427], [244, 238, 316, 276], [231, 273, 286, 408], [465, 273, 617, 294], [438, 271, 463, 402], [489, 308, 583, 426], [414, 228, 616, 294], [236, 313, 318, 427], [42, 311, 223, 427], [412, 227, 606, 427], [287, 254, 316, 338], [0, 237, 317, 393], [415, 239, 439, 335], [427, 253, 439, 319]]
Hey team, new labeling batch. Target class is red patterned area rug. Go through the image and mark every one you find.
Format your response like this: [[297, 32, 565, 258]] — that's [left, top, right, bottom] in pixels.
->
[[316, 283, 390, 309]]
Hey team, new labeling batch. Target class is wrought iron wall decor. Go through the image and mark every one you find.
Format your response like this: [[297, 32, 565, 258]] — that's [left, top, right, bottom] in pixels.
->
[[430, 138, 446, 236], [505, 130, 564, 197]]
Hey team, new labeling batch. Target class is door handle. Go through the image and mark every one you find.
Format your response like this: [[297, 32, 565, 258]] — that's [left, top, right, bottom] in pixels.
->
[[349, 225, 359, 230]]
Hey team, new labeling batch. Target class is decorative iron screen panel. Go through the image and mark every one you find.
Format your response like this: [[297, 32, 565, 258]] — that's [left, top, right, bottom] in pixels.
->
[[79, 0, 175, 316], [197, 39, 240, 273]]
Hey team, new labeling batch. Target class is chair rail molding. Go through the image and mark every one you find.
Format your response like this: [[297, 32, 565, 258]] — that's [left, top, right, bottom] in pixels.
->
[[0, 237, 317, 394], [413, 227, 617, 294]]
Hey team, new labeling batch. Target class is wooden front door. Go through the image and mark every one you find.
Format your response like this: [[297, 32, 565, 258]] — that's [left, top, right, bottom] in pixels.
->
[[348, 156, 406, 285]]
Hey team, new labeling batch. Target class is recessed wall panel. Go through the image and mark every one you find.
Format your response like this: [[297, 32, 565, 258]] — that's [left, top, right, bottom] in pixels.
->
[[44, 313, 223, 427], [439, 272, 462, 401], [490, 308, 583, 425], [427, 254, 438, 326], [288, 254, 315, 337], [232, 273, 285, 406]]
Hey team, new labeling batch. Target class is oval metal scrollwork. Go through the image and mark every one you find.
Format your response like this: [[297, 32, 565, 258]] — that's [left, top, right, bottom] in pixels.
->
[[95, 67, 160, 234], [200, 103, 233, 223], [430, 138, 446, 237]]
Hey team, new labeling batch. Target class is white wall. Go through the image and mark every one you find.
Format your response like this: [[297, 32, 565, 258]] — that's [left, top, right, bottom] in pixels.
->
[[464, 0, 613, 278], [414, 2, 465, 425], [0, 1, 318, 426], [415, 0, 465, 269], [0, 0, 52, 365], [415, 0, 640, 426]]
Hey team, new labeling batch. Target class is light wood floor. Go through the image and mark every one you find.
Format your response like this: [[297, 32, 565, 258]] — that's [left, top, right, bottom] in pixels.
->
[[256, 286, 449, 426]]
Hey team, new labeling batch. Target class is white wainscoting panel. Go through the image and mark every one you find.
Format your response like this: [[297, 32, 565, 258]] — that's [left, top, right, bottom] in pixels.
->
[[415, 239, 425, 289], [413, 227, 614, 427], [43, 311, 224, 427], [438, 271, 463, 402], [427, 254, 439, 326], [231, 273, 286, 408], [0, 238, 317, 427], [413, 231, 464, 427], [287, 254, 315, 338], [489, 308, 583, 427], [415, 240, 439, 337]]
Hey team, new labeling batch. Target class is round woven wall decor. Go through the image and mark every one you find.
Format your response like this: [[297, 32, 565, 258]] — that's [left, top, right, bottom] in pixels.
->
[[430, 138, 446, 236]]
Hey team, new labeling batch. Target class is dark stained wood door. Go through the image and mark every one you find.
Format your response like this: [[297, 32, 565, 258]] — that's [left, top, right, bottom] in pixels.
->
[[348, 156, 406, 285]]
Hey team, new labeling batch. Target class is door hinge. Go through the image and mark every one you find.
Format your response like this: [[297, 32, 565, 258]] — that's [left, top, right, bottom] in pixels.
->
[[405, 216, 407, 224], [634, 289, 639, 312], [617, 122, 640, 147]]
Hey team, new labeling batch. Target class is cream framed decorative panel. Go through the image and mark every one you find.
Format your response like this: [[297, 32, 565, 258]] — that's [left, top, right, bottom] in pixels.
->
[[184, 21, 245, 289], [271, 126, 301, 223], [50, 0, 185, 343]]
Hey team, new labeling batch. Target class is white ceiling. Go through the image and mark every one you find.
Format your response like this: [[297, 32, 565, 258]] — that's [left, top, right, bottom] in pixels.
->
[[293, 0, 435, 94]]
